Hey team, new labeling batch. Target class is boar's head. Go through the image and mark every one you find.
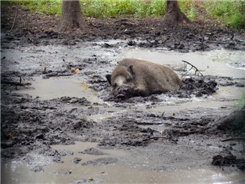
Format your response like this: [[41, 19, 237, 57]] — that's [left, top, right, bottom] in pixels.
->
[[106, 65, 136, 99]]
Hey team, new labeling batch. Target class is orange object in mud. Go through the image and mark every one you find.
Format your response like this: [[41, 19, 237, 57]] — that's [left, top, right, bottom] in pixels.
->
[[71, 68, 80, 73]]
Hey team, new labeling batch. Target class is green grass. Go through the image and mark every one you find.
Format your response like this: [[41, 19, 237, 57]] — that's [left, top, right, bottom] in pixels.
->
[[74, 0, 191, 18], [80, 0, 199, 19], [2, 0, 62, 15], [80, 0, 154, 18], [204, 0, 245, 29], [3, 0, 245, 29], [179, 0, 197, 20], [4, 0, 196, 18]]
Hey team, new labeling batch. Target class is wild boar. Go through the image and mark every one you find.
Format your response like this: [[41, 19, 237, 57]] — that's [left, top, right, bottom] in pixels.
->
[[106, 58, 183, 98]]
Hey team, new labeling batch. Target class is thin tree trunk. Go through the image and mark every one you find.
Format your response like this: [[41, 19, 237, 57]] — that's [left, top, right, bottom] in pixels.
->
[[164, 0, 191, 25], [59, 0, 82, 32]]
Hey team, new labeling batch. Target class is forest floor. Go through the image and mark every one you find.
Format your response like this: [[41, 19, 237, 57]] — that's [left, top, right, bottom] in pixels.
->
[[1, 4, 245, 184]]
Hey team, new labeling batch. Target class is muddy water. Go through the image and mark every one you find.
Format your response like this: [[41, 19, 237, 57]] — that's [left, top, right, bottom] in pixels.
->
[[13, 46, 245, 110], [4, 43, 244, 103], [118, 47, 244, 110], [125, 48, 244, 110], [3, 44, 243, 106], [2, 43, 245, 184], [2, 142, 245, 184], [18, 76, 102, 103], [120, 48, 245, 78]]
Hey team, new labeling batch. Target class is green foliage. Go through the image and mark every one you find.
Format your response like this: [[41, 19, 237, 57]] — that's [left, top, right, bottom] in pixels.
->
[[81, 0, 139, 18], [4, 0, 196, 19], [204, 0, 245, 29], [3, 0, 62, 15], [4, 0, 245, 29], [188, 3, 197, 20], [136, 0, 166, 17], [3, 0, 198, 19], [80, 0, 166, 18], [176, 0, 196, 20]]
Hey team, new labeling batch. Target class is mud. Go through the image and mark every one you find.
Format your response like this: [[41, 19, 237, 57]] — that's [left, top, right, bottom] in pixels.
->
[[1, 4, 245, 184]]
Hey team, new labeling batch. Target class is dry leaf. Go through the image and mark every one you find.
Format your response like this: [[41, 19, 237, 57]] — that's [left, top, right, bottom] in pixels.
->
[[75, 69, 80, 73], [71, 68, 80, 73]]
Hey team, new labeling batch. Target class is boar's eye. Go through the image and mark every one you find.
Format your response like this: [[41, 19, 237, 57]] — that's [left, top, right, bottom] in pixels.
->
[[113, 83, 118, 88]]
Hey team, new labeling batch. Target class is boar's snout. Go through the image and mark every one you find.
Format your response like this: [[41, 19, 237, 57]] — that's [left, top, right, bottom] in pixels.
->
[[113, 85, 133, 99]]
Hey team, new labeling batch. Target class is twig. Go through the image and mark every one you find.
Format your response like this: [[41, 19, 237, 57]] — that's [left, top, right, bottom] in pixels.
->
[[135, 122, 163, 125], [221, 137, 245, 142], [150, 136, 170, 139], [182, 60, 203, 76]]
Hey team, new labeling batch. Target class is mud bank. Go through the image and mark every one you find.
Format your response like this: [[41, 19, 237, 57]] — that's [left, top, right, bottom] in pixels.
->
[[1, 4, 245, 184]]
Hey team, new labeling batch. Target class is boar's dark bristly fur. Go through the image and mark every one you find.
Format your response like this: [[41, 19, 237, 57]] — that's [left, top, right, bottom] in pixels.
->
[[106, 58, 183, 98]]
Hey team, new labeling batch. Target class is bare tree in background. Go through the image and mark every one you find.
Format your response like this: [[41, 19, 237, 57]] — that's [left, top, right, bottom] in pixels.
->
[[59, 0, 82, 31], [164, 0, 191, 25]]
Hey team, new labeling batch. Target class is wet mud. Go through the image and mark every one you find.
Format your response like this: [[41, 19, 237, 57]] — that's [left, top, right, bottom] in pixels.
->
[[1, 4, 245, 184]]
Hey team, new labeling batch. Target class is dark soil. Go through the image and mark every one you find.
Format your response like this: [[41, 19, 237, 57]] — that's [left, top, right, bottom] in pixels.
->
[[1, 4, 245, 51], [1, 4, 245, 182]]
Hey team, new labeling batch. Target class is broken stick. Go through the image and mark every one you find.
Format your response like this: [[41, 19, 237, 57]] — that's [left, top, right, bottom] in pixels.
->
[[182, 60, 203, 76], [1, 77, 31, 86], [221, 137, 245, 142], [1, 81, 31, 86]]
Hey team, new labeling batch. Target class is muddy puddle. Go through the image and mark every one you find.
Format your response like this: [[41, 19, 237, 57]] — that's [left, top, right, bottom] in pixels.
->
[[120, 47, 245, 77], [17, 76, 102, 103], [1, 41, 245, 184], [2, 142, 245, 184], [11, 44, 245, 111]]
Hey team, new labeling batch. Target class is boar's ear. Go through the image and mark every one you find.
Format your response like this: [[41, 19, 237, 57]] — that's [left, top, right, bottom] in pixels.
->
[[128, 65, 135, 76], [105, 74, 112, 85]]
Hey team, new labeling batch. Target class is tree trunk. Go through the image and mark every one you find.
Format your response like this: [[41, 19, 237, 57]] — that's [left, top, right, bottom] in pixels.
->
[[59, 0, 82, 32], [164, 0, 191, 25]]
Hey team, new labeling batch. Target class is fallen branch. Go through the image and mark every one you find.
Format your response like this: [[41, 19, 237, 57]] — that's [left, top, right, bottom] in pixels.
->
[[135, 122, 163, 125], [1, 81, 25, 86], [182, 60, 203, 76], [221, 137, 245, 142], [1, 81, 31, 86], [1, 76, 31, 86]]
